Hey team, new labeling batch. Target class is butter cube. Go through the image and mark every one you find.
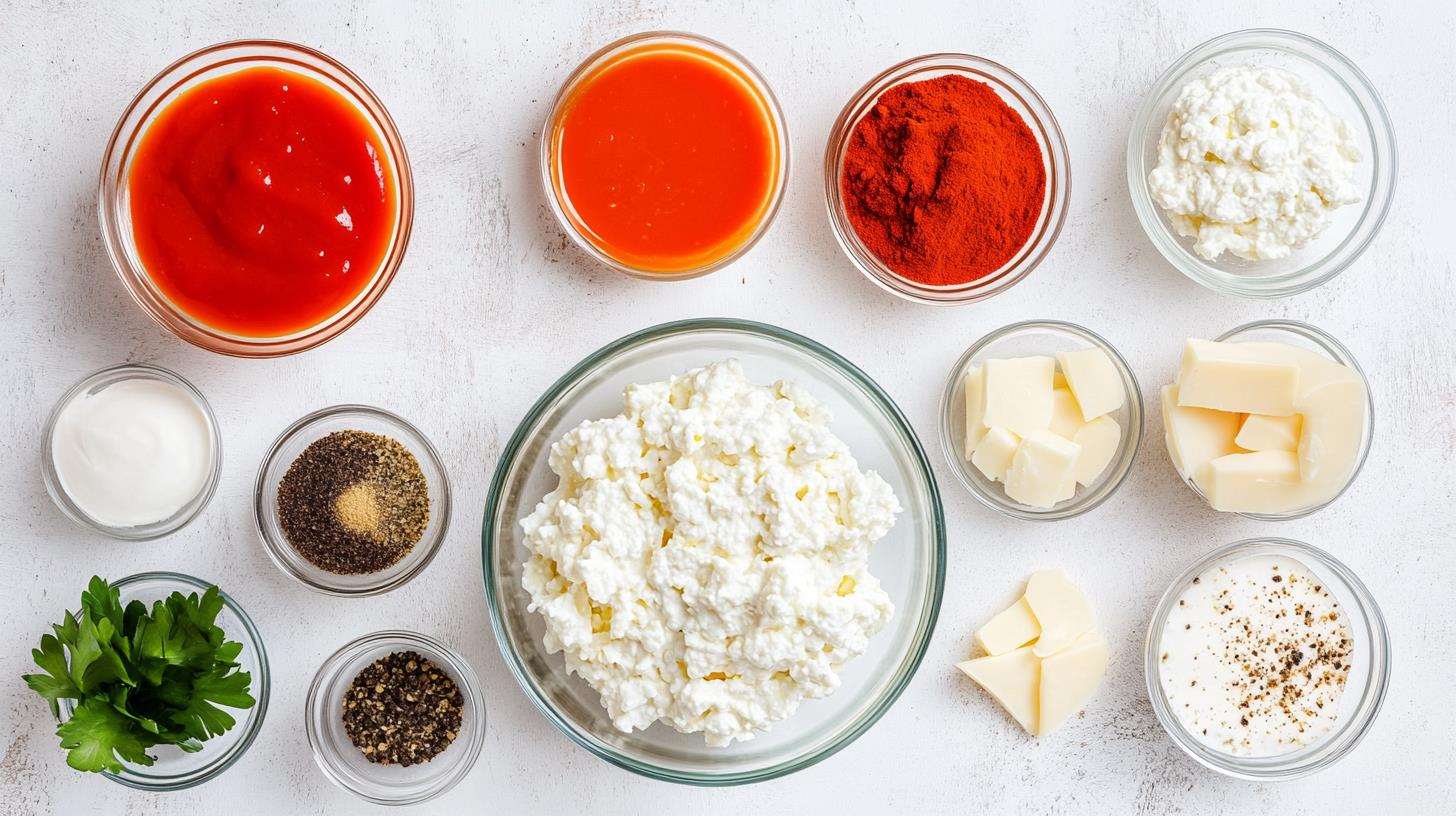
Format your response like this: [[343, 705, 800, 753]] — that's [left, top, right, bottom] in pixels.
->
[[956, 646, 1040, 735], [1056, 348, 1125, 420], [963, 365, 988, 459], [971, 426, 1020, 483], [975, 597, 1041, 656], [1004, 430, 1081, 509], [1048, 387, 1086, 440], [1236, 413, 1303, 452], [1176, 339, 1299, 416], [983, 356, 1055, 437], [1161, 384, 1240, 480], [1071, 415, 1120, 486], [1025, 568, 1096, 657], [1194, 450, 1302, 514], [1038, 631, 1108, 735]]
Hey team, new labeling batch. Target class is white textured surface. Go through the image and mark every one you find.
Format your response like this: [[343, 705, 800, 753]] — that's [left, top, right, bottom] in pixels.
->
[[1, 0, 1452, 812]]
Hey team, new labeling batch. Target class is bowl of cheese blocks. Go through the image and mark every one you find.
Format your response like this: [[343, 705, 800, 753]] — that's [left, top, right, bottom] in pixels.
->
[[940, 320, 1143, 520], [1158, 320, 1372, 519]]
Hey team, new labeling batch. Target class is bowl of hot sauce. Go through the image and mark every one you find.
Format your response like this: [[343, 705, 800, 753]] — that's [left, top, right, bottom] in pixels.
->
[[543, 32, 788, 279], [99, 41, 413, 356]]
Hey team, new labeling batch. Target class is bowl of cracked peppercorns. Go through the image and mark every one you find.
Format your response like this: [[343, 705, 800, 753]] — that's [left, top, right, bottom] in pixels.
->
[[305, 630, 485, 805], [253, 405, 452, 596]]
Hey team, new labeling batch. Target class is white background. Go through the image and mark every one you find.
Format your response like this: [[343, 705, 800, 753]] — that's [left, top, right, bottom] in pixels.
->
[[2, 1, 1452, 813]]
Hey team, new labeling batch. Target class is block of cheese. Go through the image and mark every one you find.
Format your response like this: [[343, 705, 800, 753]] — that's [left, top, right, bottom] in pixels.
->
[[1056, 347, 1125, 420], [957, 646, 1040, 734], [1005, 430, 1080, 508], [975, 597, 1041, 656], [1071, 415, 1120, 486], [963, 365, 987, 459], [971, 426, 1020, 483], [1161, 384, 1240, 480], [983, 356, 1055, 437], [1176, 339, 1299, 416], [1048, 387, 1085, 439], [1236, 413, 1302, 452], [1296, 378, 1366, 484], [1025, 569, 1095, 657], [1038, 631, 1108, 736], [1194, 450, 1302, 513]]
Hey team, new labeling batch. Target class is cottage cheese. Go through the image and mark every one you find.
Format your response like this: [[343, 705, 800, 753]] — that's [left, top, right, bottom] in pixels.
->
[[520, 359, 900, 746], [1148, 66, 1361, 261]]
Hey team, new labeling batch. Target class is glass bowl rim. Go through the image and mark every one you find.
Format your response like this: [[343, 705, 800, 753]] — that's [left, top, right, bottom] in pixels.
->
[[823, 52, 1071, 305], [252, 404, 453, 597], [304, 629, 487, 806], [539, 30, 790, 281], [480, 316, 946, 785], [57, 570, 272, 791], [41, 363, 223, 541], [1125, 27, 1398, 299], [937, 319, 1145, 520], [1142, 537, 1391, 780], [97, 38, 416, 357]]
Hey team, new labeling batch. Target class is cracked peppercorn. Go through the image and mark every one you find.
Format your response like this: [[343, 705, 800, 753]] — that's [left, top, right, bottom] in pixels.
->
[[342, 650, 463, 766]]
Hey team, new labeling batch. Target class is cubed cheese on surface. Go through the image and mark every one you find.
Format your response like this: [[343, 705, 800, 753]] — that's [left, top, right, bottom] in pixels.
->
[[1005, 430, 1081, 508], [1025, 569, 1096, 657], [1071, 415, 1120, 486], [956, 646, 1040, 735], [1056, 347, 1124, 420], [963, 365, 987, 459], [1236, 413, 1303, 452], [1161, 384, 1240, 480], [971, 426, 1020, 483], [1049, 387, 1086, 440], [1176, 339, 1299, 416], [975, 597, 1041, 656], [983, 356, 1055, 437], [1038, 631, 1108, 736], [1194, 450, 1302, 513]]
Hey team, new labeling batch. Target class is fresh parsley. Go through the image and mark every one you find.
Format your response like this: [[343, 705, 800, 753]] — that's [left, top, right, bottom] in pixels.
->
[[22, 577, 256, 773]]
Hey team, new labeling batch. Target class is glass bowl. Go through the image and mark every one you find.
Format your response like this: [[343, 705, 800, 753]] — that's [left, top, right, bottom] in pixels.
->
[[98, 39, 414, 356], [1167, 320, 1373, 520], [541, 31, 789, 280], [482, 318, 945, 785], [1145, 538, 1390, 780], [824, 53, 1070, 305], [1127, 29, 1397, 298], [42, 363, 222, 540], [254, 405, 451, 596], [939, 320, 1143, 520], [305, 630, 485, 805], [57, 572, 270, 791]]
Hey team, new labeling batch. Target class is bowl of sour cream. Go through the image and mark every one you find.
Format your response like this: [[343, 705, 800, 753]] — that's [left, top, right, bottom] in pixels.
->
[[42, 363, 221, 540]]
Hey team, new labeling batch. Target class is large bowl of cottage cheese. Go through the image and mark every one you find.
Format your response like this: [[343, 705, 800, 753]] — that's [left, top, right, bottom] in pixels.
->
[[483, 319, 944, 784], [1127, 29, 1396, 298]]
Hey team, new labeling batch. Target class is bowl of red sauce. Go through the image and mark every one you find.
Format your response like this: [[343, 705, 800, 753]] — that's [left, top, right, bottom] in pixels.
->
[[543, 32, 788, 280], [824, 54, 1070, 305], [99, 40, 413, 356]]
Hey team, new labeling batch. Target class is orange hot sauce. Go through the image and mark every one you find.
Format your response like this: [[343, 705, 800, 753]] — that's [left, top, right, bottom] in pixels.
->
[[128, 66, 398, 337], [550, 43, 781, 273]]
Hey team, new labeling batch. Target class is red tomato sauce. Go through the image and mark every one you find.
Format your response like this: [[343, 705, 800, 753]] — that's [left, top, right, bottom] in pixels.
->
[[128, 66, 398, 337], [551, 45, 780, 273]]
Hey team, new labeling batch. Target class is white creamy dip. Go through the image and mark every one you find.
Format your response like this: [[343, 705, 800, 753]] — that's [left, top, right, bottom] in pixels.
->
[[520, 359, 900, 746], [1148, 65, 1361, 261], [51, 377, 215, 527], [1158, 554, 1352, 757]]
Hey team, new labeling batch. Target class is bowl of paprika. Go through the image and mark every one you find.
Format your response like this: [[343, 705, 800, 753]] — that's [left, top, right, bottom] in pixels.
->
[[825, 54, 1070, 305]]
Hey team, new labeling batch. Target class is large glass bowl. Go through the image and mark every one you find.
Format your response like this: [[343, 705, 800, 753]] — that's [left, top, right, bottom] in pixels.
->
[[482, 318, 944, 785]]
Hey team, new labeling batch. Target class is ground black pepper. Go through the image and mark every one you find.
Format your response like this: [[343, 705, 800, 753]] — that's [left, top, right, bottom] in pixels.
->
[[277, 430, 429, 574], [343, 650, 463, 766]]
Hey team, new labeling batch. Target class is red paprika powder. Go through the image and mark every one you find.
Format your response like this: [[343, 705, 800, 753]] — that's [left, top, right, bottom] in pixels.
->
[[840, 74, 1046, 286]]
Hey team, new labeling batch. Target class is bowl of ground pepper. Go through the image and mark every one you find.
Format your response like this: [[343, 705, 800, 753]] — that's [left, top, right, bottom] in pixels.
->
[[306, 630, 485, 805], [825, 54, 1070, 305], [254, 405, 451, 596]]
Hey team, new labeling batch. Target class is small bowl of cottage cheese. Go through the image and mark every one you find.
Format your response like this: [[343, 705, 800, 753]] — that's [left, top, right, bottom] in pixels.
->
[[1127, 29, 1396, 298]]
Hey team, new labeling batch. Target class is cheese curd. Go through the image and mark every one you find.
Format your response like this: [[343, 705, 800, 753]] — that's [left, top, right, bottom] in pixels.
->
[[1148, 66, 1361, 261], [521, 359, 900, 746]]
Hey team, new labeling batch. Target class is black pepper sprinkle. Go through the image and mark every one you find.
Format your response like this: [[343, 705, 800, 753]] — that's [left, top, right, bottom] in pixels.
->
[[343, 651, 463, 766], [278, 430, 429, 574]]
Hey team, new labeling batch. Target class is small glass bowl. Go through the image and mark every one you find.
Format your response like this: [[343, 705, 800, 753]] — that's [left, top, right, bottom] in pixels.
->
[[57, 572, 270, 791], [42, 363, 222, 540], [1145, 538, 1390, 780], [305, 630, 485, 805], [98, 40, 414, 356], [1127, 29, 1397, 298], [1169, 320, 1373, 520], [824, 53, 1070, 305], [939, 320, 1143, 520], [541, 31, 789, 280], [254, 405, 451, 596]]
